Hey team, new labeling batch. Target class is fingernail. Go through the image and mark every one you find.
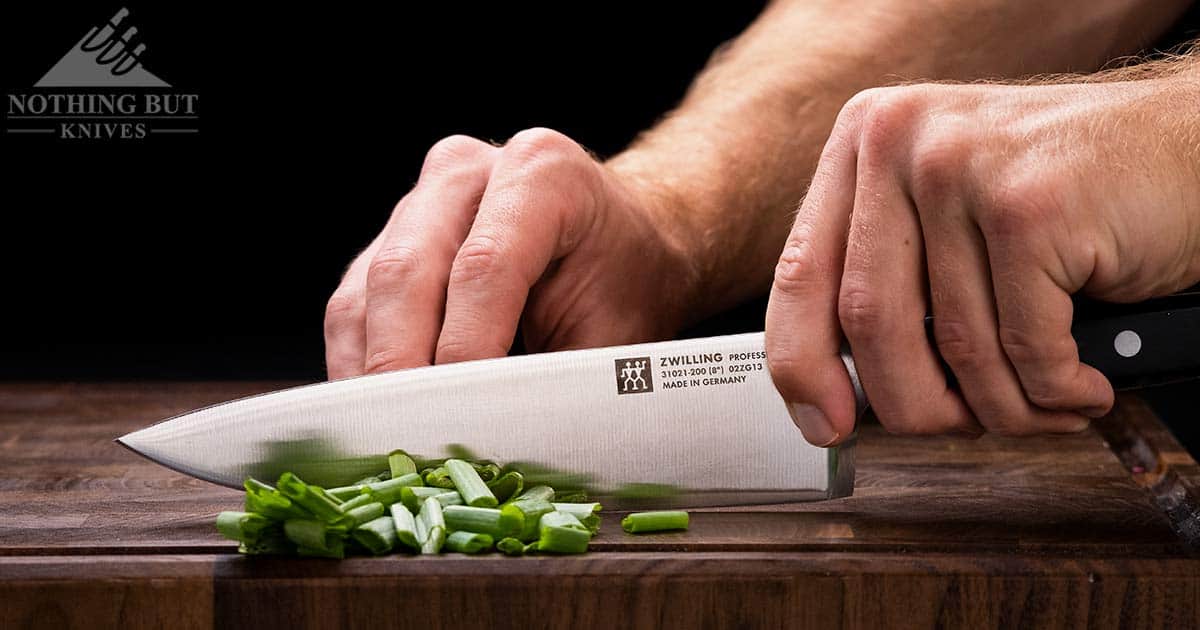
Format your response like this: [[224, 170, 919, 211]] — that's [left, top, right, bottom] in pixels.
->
[[787, 402, 840, 447]]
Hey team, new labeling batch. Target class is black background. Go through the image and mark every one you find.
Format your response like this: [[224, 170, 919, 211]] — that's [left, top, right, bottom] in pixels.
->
[[1, 4, 1196, 451]]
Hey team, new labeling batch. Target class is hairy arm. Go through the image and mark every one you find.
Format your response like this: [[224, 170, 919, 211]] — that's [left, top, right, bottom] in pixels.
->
[[608, 0, 1192, 322]]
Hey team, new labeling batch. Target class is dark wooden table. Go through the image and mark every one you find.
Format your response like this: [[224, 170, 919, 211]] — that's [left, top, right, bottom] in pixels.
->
[[1, 382, 1198, 629]]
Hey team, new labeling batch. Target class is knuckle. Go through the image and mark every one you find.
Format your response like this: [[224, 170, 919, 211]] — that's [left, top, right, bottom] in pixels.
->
[[422, 134, 489, 176], [503, 127, 584, 169], [854, 87, 925, 157], [363, 348, 415, 374], [1023, 381, 1071, 409], [837, 87, 886, 126], [933, 318, 986, 371], [837, 284, 886, 340], [910, 131, 972, 208], [772, 241, 827, 295], [366, 245, 424, 293], [876, 409, 937, 437], [980, 173, 1058, 240], [323, 293, 361, 334], [435, 338, 507, 364], [996, 323, 1045, 367], [450, 236, 506, 285], [997, 326, 1079, 410], [764, 352, 808, 401]]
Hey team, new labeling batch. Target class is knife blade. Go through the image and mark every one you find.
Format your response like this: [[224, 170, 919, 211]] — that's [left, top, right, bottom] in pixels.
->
[[117, 332, 855, 507]]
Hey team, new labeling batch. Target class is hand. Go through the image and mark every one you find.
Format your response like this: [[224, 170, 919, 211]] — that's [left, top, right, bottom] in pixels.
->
[[766, 75, 1200, 445], [325, 128, 700, 378]]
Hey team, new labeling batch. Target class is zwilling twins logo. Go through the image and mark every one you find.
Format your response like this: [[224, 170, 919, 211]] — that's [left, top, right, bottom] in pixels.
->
[[615, 357, 654, 395], [5, 7, 198, 139]]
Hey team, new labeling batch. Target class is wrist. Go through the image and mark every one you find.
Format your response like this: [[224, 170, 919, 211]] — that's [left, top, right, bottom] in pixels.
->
[[602, 153, 712, 330]]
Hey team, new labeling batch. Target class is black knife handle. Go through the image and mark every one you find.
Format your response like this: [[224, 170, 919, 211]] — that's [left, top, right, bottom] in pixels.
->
[[841, 290, 1200, 416], [1072, 291, 1200, 390]]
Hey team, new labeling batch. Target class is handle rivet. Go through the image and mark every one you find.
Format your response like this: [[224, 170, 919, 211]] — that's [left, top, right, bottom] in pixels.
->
[[1113, 330, 1141, 358]]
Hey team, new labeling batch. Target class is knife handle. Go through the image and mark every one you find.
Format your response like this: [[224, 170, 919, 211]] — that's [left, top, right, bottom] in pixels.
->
[[1071, 291, 1200, 390], [840, 289, 1200, 416]]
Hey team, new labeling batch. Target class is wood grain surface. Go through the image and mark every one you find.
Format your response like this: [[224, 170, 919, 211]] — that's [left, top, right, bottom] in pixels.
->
[[1, 382, 1198, 629]]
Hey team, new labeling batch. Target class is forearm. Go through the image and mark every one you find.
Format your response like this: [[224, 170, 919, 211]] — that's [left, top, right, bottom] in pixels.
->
[[607, 0, 1193, 322]]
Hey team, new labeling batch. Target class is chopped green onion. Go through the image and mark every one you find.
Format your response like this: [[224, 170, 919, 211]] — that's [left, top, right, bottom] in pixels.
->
[[390, 503, 420, 550], [326, 484, 367, 502], [423, 466, 456, 489], [283, 519, 340, 552], [446, 459, 498, 507], [508, 499, 555, 542], [472, 462, 501, 481], [536, 512, 591, 554], [244, 479, 311, 521], [352, 515, 397, 555], [296, 537, 344, 559], [343, 501, 386, 527], [337, 493, 376, 513], [578, 514, 601, 534], [553, 490, 589, 503], [415, 497, 446, 544], [277, 473, 345, 524], [360, 473, 424, 505], [620, 510, 689, 533], [421, 525, 445, 554], [496, 537, 537, 556], [312, 486, 345, 506], [401, 486, 449, 513], [238, 531, 289, 555], [508, 485, 554, 505], [442, 505, 523, 539], [216, 511, 275, 543], [433, 491, 464, 508], [445, 531, 494, 554], [224, 455, 603, 558], [552, 503, 602, 519], [388, 450, 417, 477], [540, 511, 589, 531], [486, 471, 524, 503], [553, 502, 602, 534]]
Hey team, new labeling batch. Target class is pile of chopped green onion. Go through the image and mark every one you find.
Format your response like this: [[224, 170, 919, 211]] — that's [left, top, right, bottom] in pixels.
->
[[215, 450, 606, 557]]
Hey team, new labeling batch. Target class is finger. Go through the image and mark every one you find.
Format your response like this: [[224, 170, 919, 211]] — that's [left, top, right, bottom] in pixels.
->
[[325, 235, 381, 380], [362, 136, 499, 374], [989, 253, 1114, 417], [765, 119, 861, 447], [919, 206, 1092, 435], [436, 129, 600, 364], [837, 144, 978, 437]]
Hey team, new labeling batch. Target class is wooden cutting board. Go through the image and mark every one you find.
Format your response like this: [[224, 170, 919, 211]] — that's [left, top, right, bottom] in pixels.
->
[[1, 382, 1197, 629]]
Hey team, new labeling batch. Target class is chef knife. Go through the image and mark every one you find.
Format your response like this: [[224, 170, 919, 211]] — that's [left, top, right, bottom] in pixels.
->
[[118, 291, 1200, 507]]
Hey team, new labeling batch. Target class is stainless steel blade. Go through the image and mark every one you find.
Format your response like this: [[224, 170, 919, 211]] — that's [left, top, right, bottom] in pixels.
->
[[117, 333, 857, 507]]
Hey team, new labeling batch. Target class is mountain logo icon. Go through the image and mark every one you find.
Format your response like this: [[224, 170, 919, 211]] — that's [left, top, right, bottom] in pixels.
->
[[35, 7, 170, 88]]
